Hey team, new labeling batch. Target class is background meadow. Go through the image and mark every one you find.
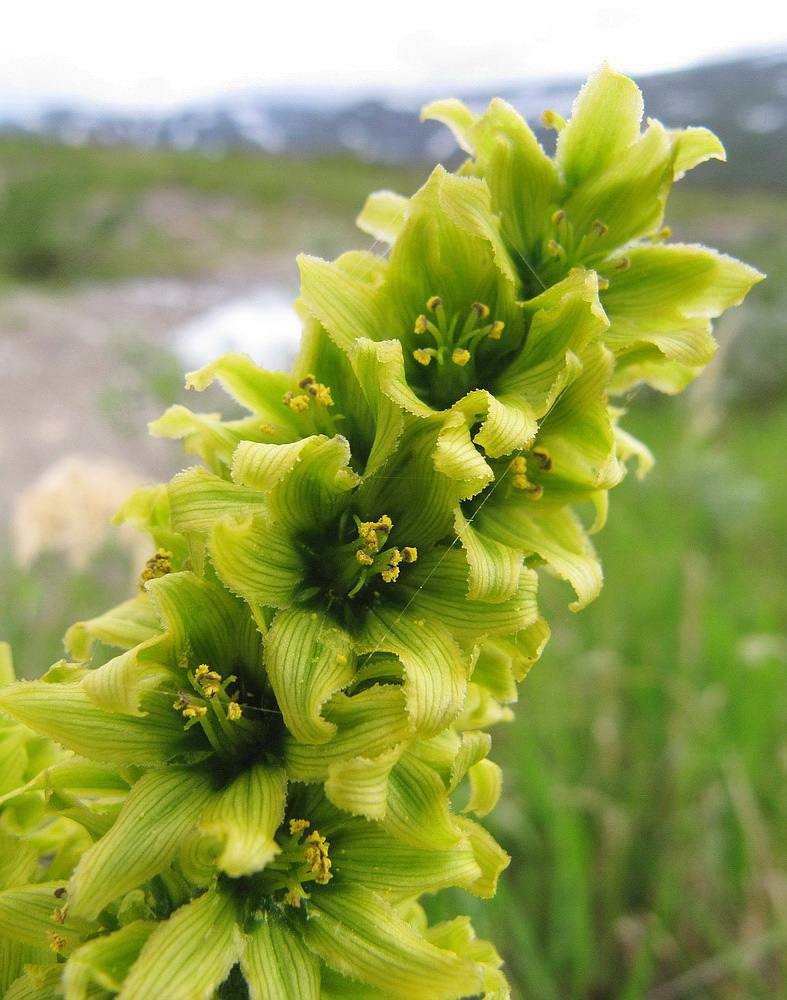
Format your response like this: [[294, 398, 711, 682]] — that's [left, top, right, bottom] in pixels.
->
[[0, 64, 785, 999]]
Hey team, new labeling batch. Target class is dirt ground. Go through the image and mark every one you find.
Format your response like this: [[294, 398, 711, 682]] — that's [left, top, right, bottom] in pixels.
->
[[0, 263, 297, 528]]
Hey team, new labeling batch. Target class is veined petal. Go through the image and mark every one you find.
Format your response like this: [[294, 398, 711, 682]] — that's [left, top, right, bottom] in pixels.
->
[[298, 253, 388, 351], [325, 746, 403, 821], [65, 592, 160, 662], [357, 608, 470, 738], [0, 939, 54, 998], [283, 686, 411, 782], [431, 409, 495, 499], [395, 548, 538, 644], [670, 125, 725, 179], [448, 731, 492, 792], [383, 752, 463, 849], [356, 190, 410, 245], [420, 98, 477, 155], [63, 921, 157, 1000], [330, 821, 482, 899], [0, 882, 80, 950], [199, 763, 286, 877], [474, 503, 603, 610], [299, 885, 484, 1000], [461, 759, 503, 817], [454, 507, 524, 603], [556, 64, 644, 189], [458, 389, 538, 459], [149, 405, 260, 473], [69, 768, 214, 920], [265, 608, 355, 744], [241, 913, 319, 1000], [454, 815, 510, 898], [210, 512, 304, 610], [0, 677, 199, 765], [437, 170, 517, 285], [118, 888, 242, 1000]]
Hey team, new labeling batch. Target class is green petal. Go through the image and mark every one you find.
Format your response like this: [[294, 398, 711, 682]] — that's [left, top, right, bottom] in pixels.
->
[[448, 731, 492, 792], [431, 409, 494, 499], [210, 512, 304, 610], [670, 125, 725, 178], [395, 548, 538, 645], [437, 170, 517, 285], [198, 763, 286, 877], [298, 252, 388, 351], [69, 768, 214, 920], [149, 405, 264, 474], [118, 888, 242, 1000], [420, 98, 476, 155], [265, 608, 355, 744], [330, 821, 482, 898], [62, 921, 157, 1000], [383, 752, 462, 849], [241, 912, 319, 1000], [234, 435, 359, 536], [184, 352, 301, 435], [65, 592, 160, 662], [0, 939, 54, 998], [357, 609, 470, 738], [461, 760, 503, 817], [283, 686, 411, 783], [300, 886, 483, 1000], [324, 746, 403, 821], [356, 190, 410, 245], [453, 507, 524, 603], [556, 64, 644, 189], [0, 676, 199, 765], [0, 882, 80, 950], [4, 964, 62, 1000], [454, 815, 510, 898], [475, 502, 603, 610], [456, 389, 538, 459]]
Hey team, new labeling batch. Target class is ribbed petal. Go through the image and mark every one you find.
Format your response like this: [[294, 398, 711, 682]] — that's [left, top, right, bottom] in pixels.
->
[[241, 913, 320, 1000]]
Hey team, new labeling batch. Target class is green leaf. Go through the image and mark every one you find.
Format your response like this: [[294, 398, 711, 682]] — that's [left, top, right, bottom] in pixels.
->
[[69, 768, 214, 920], [118, 888, 242, 1000], [300, 886, 483, 1000], [241, 912, 319, 1000], [198, 763, 286, 877], [265, 608, 355, 744]]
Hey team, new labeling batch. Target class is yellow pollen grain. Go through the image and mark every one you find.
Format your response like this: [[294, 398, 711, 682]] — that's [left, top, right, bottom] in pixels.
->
[[414, 314, 428, 335], [227, 702, 243, 720], [388, 548, 403, 567], [413, 349, 431, 366], [452, 348, 471, 367], [48, 932, 67, 953], [304, 830, 333, 884]]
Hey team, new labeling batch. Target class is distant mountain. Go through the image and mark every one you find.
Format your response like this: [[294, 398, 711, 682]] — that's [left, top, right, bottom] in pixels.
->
[[1, 54, 784, 188]]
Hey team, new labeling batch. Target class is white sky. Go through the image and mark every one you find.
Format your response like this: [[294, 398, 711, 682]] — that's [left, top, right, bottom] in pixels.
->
[[2, 0, 786, 109]]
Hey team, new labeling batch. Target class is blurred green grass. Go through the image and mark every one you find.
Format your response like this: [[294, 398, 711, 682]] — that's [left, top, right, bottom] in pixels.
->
[[0, 138, 785, 998]]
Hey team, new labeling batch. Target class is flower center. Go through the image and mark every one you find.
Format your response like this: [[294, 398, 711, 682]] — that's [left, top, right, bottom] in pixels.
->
[[172, 662, 254, 757], [411, 296, 504, 373]]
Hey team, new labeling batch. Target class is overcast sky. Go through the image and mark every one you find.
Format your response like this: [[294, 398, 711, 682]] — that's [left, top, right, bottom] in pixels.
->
[[2, 0, 786, 109]]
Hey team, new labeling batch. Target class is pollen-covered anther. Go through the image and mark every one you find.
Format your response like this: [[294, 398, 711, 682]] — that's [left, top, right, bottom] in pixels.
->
[[381, 564, 400, 583], [597, 276, 610, 290], [195, 665, 222, 698], [260, 423, 276, 435], [452, 348, 471, 367], [426, 295, 442, 312], [510, 456, 527, 475], [304, 830, 333, 884], [289, 818, 310, 835], [551, 209, 566, 226], [357, 516, 391, 553], [591, 219, 608, 237], [526, 484, 544, 500], [182, 704, 208, 720], [413, 348, 432, 366], [487, 321, 505, 340], [139, 548, 173, 588], [471, 302, 490, 320], [306, 382, 334, 406], [533, 448, 553, 471], [298, 374, 317, 390], [356, 549, 374, 566], [401, 546, 418, 563], [547, 239, 562, 258], [616, 257, 631, 271], [227, 702, 243, 721], [414, 314, 428, 335], [48, 931, 67, 953], [284, 889, 303, 907], [283, 391, 310, 413], [53, 903, 69, 925], [542, 109, 566, 130], [512, 474, 531, 490]]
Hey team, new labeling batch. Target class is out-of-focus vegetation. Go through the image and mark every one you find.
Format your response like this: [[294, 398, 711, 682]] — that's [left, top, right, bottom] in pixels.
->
[[0, 137, 785, 998], [0, 136, 424, 282]]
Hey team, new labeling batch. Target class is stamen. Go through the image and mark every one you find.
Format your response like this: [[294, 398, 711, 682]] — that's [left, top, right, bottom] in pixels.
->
[[471, 302, 490, 320], [542, 109, 566, 130], [598, 277, 610, 290], [356, 550, 374, 566], [426, 296, 442, 312], [260, 423, 276, 435], [48, 932, 67, 953], [289, 819, 310, 835], [139, 548, 173, 588], [547, 239, 562, 258], [304, 830, 333, 884], [283, 392, 310, 413], [488, 321, 505, 340], [298, 374, 317, 390], [591, 220, 608, 237], [452, 348, 471, 367], [551, 209, 566, 226], [401, 546, 418, 563], [615, 257, 631, 271], [227, 702, 243, 721], [195, 665, 222, 699], [533, 448, 553, 471], [414, 314, 428, 335], [413, 348, 432, 366]]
